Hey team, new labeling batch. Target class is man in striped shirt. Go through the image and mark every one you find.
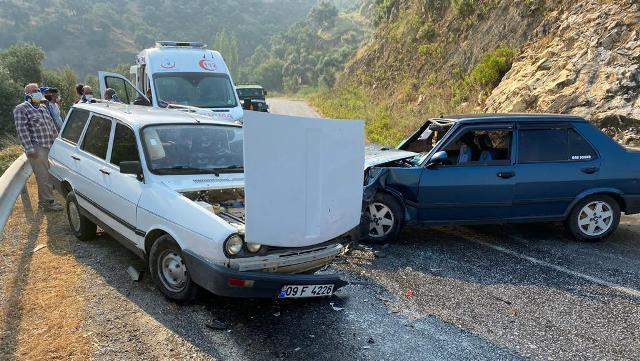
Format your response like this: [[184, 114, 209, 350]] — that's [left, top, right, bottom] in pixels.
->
[[13, 83, 63, 211]]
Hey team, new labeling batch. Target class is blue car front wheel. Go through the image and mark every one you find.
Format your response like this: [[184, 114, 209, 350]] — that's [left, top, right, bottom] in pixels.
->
[[363, 193, 404, 243]]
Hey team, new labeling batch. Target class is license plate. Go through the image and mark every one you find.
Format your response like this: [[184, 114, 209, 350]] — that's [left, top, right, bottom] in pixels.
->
[[278, 284, 334, 298]]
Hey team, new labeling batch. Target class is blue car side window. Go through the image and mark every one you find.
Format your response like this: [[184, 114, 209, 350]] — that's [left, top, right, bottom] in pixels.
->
[[441, 127, 513, 166], [518, 128, 598, 163]]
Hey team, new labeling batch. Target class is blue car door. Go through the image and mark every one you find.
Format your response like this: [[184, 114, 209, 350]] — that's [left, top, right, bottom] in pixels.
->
[[417, 124, 516, 222], [512, 123, 602, 219]]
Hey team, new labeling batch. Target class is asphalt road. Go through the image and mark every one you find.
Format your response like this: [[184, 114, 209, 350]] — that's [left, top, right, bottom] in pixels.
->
[[268, 97, 321, 117], [2, 100, 639, 360]]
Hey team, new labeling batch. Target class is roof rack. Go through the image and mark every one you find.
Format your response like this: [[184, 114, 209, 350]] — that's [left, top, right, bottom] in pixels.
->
[[90, 99, 133, 113], [155, 41, 206, 48]]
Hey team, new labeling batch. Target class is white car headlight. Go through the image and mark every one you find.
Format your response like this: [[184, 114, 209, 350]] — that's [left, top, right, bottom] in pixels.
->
[[246, 242, 262, 253], [225, 235, 244, 256]]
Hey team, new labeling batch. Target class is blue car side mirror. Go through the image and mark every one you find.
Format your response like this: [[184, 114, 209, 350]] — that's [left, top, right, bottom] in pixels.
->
[[428, 151, 448, 168]]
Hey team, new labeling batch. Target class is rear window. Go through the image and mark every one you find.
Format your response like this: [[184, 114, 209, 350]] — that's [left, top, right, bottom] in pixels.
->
[[61, 109, 90, 144], [81, 116, 112, 160], [518, 128, 597, 163]]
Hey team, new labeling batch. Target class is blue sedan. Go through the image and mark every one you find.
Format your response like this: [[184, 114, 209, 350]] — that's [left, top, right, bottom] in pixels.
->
[[362, 114, 640, 242]]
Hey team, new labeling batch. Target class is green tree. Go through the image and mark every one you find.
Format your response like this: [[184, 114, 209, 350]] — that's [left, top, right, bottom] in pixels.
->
[[214, 31, 240, 80], [309, 2, 339, 28], [42, 66, 79, 113], [256, 59, 285, 91], [0, 65, 22, 134], [0, 43, 45, 86]]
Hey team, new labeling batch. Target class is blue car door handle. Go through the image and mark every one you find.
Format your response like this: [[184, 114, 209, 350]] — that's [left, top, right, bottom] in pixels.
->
[[581, 166, 599, 174], [497, 171, 515, 179]]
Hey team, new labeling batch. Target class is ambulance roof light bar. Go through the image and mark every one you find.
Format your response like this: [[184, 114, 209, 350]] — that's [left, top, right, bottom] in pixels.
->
[[155, 41, 207, 48]]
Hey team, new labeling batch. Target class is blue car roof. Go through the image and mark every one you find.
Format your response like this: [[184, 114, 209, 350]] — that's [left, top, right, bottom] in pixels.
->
[[435, 114, 586, 124]]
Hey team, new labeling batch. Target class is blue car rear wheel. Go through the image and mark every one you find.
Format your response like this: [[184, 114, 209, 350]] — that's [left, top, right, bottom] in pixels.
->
[[567, 195, 620, 242]]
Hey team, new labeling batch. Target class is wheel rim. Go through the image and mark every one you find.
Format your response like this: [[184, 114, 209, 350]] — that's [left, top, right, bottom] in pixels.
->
[[68, 201, 81, 232], [366, 202, 395, 238], [578, 201, 614, 237], [157, 250, 188, 292]]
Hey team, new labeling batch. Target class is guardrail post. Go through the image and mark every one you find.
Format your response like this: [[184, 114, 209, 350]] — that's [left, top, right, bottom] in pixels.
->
[[21, 185, 32, 213]]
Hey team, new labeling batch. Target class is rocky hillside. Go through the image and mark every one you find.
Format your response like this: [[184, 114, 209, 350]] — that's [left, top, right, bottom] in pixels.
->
[[485, 0, 640, 144], [318, 0, 639, 146]]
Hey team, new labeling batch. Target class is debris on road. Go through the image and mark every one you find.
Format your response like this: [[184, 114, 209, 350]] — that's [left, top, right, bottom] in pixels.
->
[[330, 302, 344, 311], [127, 266, 142, 281], [374, 250, 387, 258], [32, 244, 47, 253], [368, 337, 375, 344], [205, 320, 227, 330]]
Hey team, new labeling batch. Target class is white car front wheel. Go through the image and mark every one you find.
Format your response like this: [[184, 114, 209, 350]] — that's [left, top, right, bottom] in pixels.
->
[[149, 235, 198, 302]]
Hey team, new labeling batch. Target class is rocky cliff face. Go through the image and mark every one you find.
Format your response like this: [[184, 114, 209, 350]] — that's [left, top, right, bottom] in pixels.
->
[[485, 0, 640, 132]]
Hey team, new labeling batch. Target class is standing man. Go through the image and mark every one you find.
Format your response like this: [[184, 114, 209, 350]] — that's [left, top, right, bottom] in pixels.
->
[[74, 83, 84, 104], [80, 85, 95, 103], [42, 87, 64, 131], [13, 83, 63, 212]]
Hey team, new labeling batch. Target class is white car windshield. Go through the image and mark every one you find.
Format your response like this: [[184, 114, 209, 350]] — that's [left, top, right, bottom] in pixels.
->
[[142, 124, 243, 175], [154, 72, 238, 109]]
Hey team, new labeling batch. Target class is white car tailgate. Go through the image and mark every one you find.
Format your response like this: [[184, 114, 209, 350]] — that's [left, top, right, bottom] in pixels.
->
[[243, 112, 364, 247]]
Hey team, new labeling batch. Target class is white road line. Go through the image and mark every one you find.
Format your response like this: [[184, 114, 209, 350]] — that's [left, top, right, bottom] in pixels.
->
[[470, 238, 640, 298]]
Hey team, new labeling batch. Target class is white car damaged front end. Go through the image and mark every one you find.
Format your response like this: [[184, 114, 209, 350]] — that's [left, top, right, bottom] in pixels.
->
[[137, 112, 364, 299]]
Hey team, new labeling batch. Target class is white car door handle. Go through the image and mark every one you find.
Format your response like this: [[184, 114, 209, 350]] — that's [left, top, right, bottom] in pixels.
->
[[99, 168, 111, 175], [71, 154, 80, 161]]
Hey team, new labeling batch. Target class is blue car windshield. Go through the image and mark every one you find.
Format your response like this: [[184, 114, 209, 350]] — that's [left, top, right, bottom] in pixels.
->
[[404, 122, 452, 164]]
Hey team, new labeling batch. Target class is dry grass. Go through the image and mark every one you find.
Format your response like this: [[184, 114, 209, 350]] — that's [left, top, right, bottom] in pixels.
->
[[0, 178, 93, 360], [0, 139, 23, 176]]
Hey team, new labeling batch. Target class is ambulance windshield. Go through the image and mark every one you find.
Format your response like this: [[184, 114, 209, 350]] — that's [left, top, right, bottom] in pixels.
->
[[154, 72, 238, 109]]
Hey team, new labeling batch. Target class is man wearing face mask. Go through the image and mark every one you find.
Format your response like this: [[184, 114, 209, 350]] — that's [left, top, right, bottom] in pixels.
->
[[13, 83, 63, 212], [42, 87, 64, 130], [80, 85, 95, 103]]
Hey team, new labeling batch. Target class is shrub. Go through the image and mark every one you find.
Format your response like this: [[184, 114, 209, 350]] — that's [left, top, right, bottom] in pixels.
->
[[0, 144, 23, 176], [468, 46, 516, 89], [452, 0, 476, 18], [417, 21, 436, 41], [418, 43, 444, 59]]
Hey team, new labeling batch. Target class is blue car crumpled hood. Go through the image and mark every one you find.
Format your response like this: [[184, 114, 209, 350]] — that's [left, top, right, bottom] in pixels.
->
[[364, 145, 417, 169]]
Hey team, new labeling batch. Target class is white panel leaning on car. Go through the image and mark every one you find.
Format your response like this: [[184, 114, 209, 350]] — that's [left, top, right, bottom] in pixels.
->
[[48, 101, 365, 302], [243, 111, 365, 248]]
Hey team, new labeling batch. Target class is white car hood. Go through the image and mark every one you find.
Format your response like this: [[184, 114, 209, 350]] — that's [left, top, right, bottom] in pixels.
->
[[364, 146, 417, 169], [243, 112, 365, 248]]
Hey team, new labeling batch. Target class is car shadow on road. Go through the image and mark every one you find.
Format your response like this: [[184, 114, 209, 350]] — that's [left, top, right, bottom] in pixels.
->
[[64, 230, 363, 360]]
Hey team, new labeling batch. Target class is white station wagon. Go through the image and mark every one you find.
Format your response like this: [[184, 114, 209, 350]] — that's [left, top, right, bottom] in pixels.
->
[[49, 102, 364, 301]]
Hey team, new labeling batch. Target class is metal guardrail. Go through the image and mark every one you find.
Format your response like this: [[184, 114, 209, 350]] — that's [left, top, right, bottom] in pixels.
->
[[0, 154, 32, 234]]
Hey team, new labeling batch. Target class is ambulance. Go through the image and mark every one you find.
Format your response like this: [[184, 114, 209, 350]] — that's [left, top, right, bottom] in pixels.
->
[[98, 41, 243, 122]]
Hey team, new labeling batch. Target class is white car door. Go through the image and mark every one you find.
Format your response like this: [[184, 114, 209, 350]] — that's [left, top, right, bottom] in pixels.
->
[[75, 114, 115, 224], [243, 112, 365, 248], [98, 71, 149, 105], [100, 121, 145, 248]]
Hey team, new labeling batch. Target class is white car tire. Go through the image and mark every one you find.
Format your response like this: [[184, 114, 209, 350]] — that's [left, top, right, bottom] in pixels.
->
[[149, 235, 199, 302]]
